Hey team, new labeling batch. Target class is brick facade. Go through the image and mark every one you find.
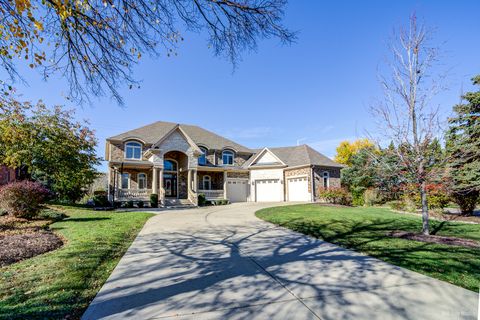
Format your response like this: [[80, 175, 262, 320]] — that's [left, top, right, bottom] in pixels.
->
[[0, 166, 16, 185], [227, 172, 249, 179], [285, 167, 313, 194], [312, 166, 341, 198], [197, 171, 224, 190]]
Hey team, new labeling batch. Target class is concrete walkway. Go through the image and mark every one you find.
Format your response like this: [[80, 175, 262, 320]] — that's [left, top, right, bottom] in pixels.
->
[[82, 203, 478, 320]]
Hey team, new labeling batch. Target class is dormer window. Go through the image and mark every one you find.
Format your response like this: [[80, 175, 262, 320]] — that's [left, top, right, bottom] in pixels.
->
[[198, 147, 208, 166], [222, 150, 234, 166], [125, 142, 142, 160]]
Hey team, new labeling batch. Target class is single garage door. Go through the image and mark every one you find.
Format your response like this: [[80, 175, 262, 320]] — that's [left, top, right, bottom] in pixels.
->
[[226, 179, 248, 202], [287, 177, 310, 202], [255, 179, 283, 202]]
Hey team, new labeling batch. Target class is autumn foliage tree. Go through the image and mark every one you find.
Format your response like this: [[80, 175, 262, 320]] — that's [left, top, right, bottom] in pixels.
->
[[334, 138, 375, 166], [0, 99, 100, 202], [0, 0, 295, 104]]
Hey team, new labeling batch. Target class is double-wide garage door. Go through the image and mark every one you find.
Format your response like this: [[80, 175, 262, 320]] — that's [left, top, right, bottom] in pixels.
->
[[255, 179, 283, 202], [287, 177, 310, 202], [226, 179, 248, 202]]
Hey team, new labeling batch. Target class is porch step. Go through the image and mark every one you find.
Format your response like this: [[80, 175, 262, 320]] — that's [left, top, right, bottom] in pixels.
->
[[163, 198, 196, 208]]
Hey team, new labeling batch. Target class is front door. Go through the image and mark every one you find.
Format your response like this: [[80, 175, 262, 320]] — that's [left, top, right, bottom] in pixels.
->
[[163, 173, 177, 198]]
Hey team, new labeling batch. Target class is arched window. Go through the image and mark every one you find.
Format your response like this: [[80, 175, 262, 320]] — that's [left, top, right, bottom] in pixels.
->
[[164, 159, 177, 171], [202, 175, 211, 190], [323, 171, 329, 189], [138, 173, 147, 189], [121, 173, 130, 189], [222, 150, 234, 166], [198, 147, 208, 165], [125, 142, 142, 160]]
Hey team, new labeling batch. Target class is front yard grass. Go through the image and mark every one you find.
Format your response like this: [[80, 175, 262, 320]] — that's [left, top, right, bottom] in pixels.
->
[[0, 206, 153, 320], [256, 204, 480, 292]]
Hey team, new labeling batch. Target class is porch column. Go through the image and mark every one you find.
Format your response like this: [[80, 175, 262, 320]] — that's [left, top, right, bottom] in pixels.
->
[[193, 169, 198, 192], [223, 171, 227, 199], [188, 169, 192, 192], [159, 168, 164, 204], [152, 167, 158, 195]]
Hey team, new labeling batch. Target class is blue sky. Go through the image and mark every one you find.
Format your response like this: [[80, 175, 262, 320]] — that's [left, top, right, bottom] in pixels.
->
[[4, 1, 480, 172]]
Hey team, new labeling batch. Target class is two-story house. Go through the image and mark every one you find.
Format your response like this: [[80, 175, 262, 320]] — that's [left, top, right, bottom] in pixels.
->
[[105, 121, 343, 206]]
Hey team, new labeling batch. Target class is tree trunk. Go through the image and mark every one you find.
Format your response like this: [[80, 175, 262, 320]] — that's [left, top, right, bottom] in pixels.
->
[[420, 181, 429, 235]]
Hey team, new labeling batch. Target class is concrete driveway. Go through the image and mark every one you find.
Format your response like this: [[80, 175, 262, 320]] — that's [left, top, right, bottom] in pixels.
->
[[82, 203, 478, 320]]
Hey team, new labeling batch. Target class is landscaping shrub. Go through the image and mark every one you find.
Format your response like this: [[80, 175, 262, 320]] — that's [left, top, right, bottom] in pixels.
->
[[93, 190, 107, 197], [150, 193, 158, 208], [387, 200, 406, 211], [318, 187, 352, 206], [38, 208, 68, 221], [0, 181, 49, 219], [351, 188, 365, 206], [198, 193, 206, 206], [125, 200, 134, 208], [401, 183, 450, 211], [136, 201, 144, 208], [452, 190, 479, 215], [93, 194, 110, 207], [364, 188, 381, 206]]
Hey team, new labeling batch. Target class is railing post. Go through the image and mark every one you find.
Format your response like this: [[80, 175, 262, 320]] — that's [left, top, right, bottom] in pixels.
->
[[223, 171, 227, 200]]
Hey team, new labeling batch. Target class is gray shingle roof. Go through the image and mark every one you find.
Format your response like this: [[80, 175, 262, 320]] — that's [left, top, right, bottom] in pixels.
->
[[267, 145, 342, 168], [108, 121, 253, 153]]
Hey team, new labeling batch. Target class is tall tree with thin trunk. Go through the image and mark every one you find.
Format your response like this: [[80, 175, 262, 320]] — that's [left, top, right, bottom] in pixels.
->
[[370, 14, 445, 235]]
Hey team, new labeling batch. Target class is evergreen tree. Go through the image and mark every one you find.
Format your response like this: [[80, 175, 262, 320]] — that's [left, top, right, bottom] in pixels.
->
[[446, 75, 480, 214]]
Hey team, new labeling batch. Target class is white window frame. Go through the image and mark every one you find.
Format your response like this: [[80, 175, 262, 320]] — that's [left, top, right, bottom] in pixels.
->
[[202, 175, 211, 190], [124, 141, 142, 160], [138, 173, 147, 189], [198, 147, 208, 166], [120, 173, 130, 189], [222, 150, 235, 166], [322, 171, 330, 189]]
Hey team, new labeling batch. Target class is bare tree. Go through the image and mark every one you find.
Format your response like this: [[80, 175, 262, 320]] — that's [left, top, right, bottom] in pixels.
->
[[0, 0, 295, 105], [370, 14, 445, 235]]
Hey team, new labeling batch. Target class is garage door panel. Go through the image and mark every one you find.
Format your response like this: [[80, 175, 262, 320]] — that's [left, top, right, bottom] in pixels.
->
[[287, 177, 310, 202], [226, 179, 248, 202], [255, 179, 283, 202]]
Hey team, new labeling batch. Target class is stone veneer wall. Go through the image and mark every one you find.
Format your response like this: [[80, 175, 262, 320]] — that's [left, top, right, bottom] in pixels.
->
[[110, 168, 153, 190], [197, 171, 224, 190], [109, 141, 151, 162], [312, 166, 341, 198], [227, 172, 249, 179]]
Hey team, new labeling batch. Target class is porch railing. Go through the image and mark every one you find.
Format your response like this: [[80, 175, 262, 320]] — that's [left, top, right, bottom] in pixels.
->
[[116, 189, 152, 200], [198, 189, 224, 200]]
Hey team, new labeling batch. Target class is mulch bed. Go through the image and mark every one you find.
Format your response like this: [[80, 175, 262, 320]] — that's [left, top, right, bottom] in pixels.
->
[[388, 231, 480, 248], [0, 231, 63, 267], [0, 216, 64, 267]]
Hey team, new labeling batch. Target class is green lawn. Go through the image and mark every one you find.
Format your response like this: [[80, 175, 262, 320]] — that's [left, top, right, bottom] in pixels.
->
[[256, 204, 480, 292], [0, 207, 153, 320]]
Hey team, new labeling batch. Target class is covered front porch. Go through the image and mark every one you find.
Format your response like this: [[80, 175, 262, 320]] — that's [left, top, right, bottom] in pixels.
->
[[109, 151, 237, 206]]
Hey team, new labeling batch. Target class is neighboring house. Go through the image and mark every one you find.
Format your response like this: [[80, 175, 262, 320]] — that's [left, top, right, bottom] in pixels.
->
[[105, 121, 343, 206], [0, 166, 17, 186]]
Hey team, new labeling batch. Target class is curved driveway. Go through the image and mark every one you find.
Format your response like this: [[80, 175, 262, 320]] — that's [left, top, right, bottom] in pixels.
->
[[82, 203, 478, 320]]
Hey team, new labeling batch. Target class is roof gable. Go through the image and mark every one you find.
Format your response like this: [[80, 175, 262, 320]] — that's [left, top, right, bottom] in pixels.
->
[[248, 148, 286, 168]]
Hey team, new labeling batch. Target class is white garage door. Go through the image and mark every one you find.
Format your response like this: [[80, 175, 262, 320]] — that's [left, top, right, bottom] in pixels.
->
[[287, 177, 310, 202], [226, 179, 248, 202], [255, 179, 283, 202]]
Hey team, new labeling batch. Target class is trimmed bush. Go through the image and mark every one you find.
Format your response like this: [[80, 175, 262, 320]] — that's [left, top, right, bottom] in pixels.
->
[[93, 194, 110, 207], [198, 194, 206, 206], [93, 190, 107, 196], [38, 208, 68, 221], [452, 190, 479, 215], [137, 201, 144, 208], [318, 187, 352, 206], [125, 200, 134, 208], [0, 181, 49, 219], [150, 193, 158, 208]]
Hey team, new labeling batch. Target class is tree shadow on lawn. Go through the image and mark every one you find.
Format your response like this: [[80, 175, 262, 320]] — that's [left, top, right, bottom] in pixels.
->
[[276, 217, 480, 290], [79, 222, 478, 320]]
